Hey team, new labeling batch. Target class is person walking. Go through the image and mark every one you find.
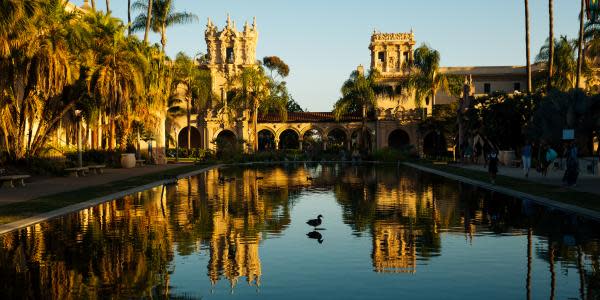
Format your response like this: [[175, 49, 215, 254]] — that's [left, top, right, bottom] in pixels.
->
[[522, 141, 532, 177], [488, 150, 499, 184], [543, 146, 558, 176], [563, 142, 579, 187]]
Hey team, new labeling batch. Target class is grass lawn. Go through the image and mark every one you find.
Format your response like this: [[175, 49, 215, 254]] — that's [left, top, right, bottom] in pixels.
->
[[0, 163, 214, 225], [414, 161, 600, 213]]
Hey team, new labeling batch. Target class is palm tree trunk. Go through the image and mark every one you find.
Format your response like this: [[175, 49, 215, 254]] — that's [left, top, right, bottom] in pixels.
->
[[548, 0, 554, 90], [105, 0, 110, 14], [127, 0, 131, 35], [253, 100, 258, 152], [186, 97, 191, 151], [91, 0, 96, 10], [144, 0, 153, 44], [525, 0, 532, 93], [161, 25, 167, 53], [577, 0, 585, 89]]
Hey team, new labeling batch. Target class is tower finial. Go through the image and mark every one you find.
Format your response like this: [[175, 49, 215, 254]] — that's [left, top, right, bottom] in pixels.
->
[[252, 16, 257, 29], [207, 17, 212, 27], [227, 13, 231, 28], [244, 20, 249, 31]]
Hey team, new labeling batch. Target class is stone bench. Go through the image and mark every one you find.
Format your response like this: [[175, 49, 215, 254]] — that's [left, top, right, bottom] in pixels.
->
[[136, 159, 146, 167], [64, 167, 89, 177], [0, 175, 31, 188], [87, 165, 106, 174]]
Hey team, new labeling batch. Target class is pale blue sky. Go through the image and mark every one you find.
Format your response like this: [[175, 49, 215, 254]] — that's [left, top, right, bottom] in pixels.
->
[[71, 0, 581, 111]]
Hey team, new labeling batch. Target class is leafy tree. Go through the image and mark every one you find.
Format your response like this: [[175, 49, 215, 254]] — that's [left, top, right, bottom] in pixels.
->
[[131, 0, 198, 53], [333, 68, 378, 151], [263, 56, 289, 78], [407, 44, 455, 112], [536, 36, 577, 92]]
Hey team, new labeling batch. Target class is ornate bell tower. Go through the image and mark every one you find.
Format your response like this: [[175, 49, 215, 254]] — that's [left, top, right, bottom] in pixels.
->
[[205, 14, 259, 105]]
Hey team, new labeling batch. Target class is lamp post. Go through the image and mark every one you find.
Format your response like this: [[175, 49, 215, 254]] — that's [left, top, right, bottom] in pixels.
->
[[75, 109, 83, 168]]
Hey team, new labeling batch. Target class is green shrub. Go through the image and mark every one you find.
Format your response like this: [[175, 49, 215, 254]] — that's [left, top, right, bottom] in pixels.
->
[[370, 147, 414, 162]]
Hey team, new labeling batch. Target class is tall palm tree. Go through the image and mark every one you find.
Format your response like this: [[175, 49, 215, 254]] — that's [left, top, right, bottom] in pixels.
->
[[143, 0, 153, 43], [171, 52, 212, 150], [229, 67, 271, 152], [525, 0, 532, 93], [577, 0, 585, 89], [86, 13, 147, 150], [127, 0, 132, 35], [333, 68, 378, 151], [548, 0, 555, 90], [131, 0, 198, 53], [536, 36, 577, 91], [408, 44, 452, 116], [105, 0, 110, 14]]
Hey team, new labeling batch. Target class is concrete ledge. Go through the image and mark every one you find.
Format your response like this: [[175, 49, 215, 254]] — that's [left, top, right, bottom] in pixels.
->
[[0, 164, 220, 236], [403, 162, 600, 221]]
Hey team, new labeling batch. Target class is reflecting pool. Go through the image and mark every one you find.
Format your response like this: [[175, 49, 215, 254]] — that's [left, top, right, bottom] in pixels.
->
[[1, 164, 599, 299]]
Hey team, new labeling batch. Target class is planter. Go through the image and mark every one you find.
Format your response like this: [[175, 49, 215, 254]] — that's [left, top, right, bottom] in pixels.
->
[[120, 153, 136, 169]]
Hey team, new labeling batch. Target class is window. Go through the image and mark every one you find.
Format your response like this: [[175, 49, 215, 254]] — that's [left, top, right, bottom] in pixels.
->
[[226, 47, 234, 64], [378, 51, 385, 62], [484, 83, 491, 94], [403, 52, 409, 63], [514, 82, 521, 92]]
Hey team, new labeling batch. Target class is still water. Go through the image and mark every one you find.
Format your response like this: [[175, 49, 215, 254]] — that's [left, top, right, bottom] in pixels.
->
[[0, 164, 599, 299]]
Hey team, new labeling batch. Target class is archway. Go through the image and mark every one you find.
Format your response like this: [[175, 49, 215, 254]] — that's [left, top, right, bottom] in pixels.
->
[[302, 128, 323, 151], [279, 129, 300, 150], [215, 130, 237, 156], [258, 129, 275, 151], [388, 129, 410, 150], [423, 131, 447, 157], [327, 128, 347, 151], [178, 126, 201, 149]]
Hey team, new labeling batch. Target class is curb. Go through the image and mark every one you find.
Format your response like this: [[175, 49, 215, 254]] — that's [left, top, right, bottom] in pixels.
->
[[403, 162, 600, 221], [0, 164, 221, 236]]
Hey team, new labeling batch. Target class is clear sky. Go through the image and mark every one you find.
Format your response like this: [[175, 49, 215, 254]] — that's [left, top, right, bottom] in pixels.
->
[[71, 0, 581, 111]]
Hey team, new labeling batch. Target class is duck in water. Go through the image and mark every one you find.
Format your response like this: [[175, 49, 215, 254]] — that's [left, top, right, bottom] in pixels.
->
[[306, 231, 323, 244], [306, 214, 323, 229]]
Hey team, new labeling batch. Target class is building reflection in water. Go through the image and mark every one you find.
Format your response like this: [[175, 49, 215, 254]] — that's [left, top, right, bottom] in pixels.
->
[[0, 163, 599, 299]]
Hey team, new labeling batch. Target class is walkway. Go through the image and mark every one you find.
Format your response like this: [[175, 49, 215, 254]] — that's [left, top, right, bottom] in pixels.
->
[[0, 164, 191, 206], [458, 163, 600, 196]]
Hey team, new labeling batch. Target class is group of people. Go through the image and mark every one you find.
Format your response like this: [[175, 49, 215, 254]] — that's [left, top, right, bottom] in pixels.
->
[[486, 140, 578, 186]]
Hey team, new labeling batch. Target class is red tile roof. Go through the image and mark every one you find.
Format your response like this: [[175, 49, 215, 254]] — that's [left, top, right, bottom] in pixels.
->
[[258, 112, 363, 123]]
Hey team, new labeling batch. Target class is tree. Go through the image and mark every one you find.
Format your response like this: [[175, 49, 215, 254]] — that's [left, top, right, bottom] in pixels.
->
[[86, 12, 147, 150], [263, 56, 289, 79], [407, 44, 454, 114], [262, 56, 297, 114], [171, 52, 212, 150], [548, 0, 555, 90], [577, 0, 585, 89], [0, 0, 82, 159], [536, 36, 577, 91], [228, 66, 272, 152], [333, 68, 378, 151], [525, 0, 532, 93], [131, 0, 198, 53]]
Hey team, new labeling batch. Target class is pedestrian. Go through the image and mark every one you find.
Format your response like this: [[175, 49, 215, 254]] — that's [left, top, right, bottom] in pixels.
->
[[563, 142, 579, 187], [543, 146, 558, 176], [483, 140, 492, 168], [521, 141, 532, 177], [488, 150, 499, 184]]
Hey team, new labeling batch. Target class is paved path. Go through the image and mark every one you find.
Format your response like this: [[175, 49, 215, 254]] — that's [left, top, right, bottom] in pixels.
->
[[458, 163, 600, 196], [0, 164, 191, 206]]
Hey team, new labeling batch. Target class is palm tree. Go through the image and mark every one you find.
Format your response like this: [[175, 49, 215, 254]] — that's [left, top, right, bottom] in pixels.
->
[[1, 0, 82, 159], [536, 36, 577, 91], [143, 0, 153, 43], [127, 0, 132, 35], [86, 13, 147, 150], [548, 0, 555, 90], [525, 0, 532, 93], [229, 67, 271, 152], [131, 0, 198, 53], [333, 68, 378, 151], [171, 52, 212, 150], [577, 0, 586, 89], [407, 44, 453, 116], [105, 0, 110, 14]]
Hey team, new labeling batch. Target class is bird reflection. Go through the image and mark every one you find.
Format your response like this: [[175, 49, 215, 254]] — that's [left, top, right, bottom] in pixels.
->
[[307, 231, 324, 244]]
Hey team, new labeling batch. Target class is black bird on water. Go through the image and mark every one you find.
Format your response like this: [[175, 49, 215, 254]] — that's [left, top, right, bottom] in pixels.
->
[[307, 231, 324, 244], [306, 214, 323, 228]]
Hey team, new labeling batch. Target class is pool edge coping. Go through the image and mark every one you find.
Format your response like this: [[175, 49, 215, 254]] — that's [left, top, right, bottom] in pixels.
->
[[0, 164, 222, 236], [403, 162, 600, 221]]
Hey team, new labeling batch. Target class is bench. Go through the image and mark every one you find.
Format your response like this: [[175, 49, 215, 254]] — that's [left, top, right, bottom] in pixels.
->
[[64, 167, 89, 177], [136, 159, 146, 167], [87, 165, 106, 174], [0, 175, 31, 188], [511, 159, 522, 168]]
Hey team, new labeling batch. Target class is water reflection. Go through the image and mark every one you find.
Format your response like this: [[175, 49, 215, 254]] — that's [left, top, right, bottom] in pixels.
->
[[0, 163, 598, 299]]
